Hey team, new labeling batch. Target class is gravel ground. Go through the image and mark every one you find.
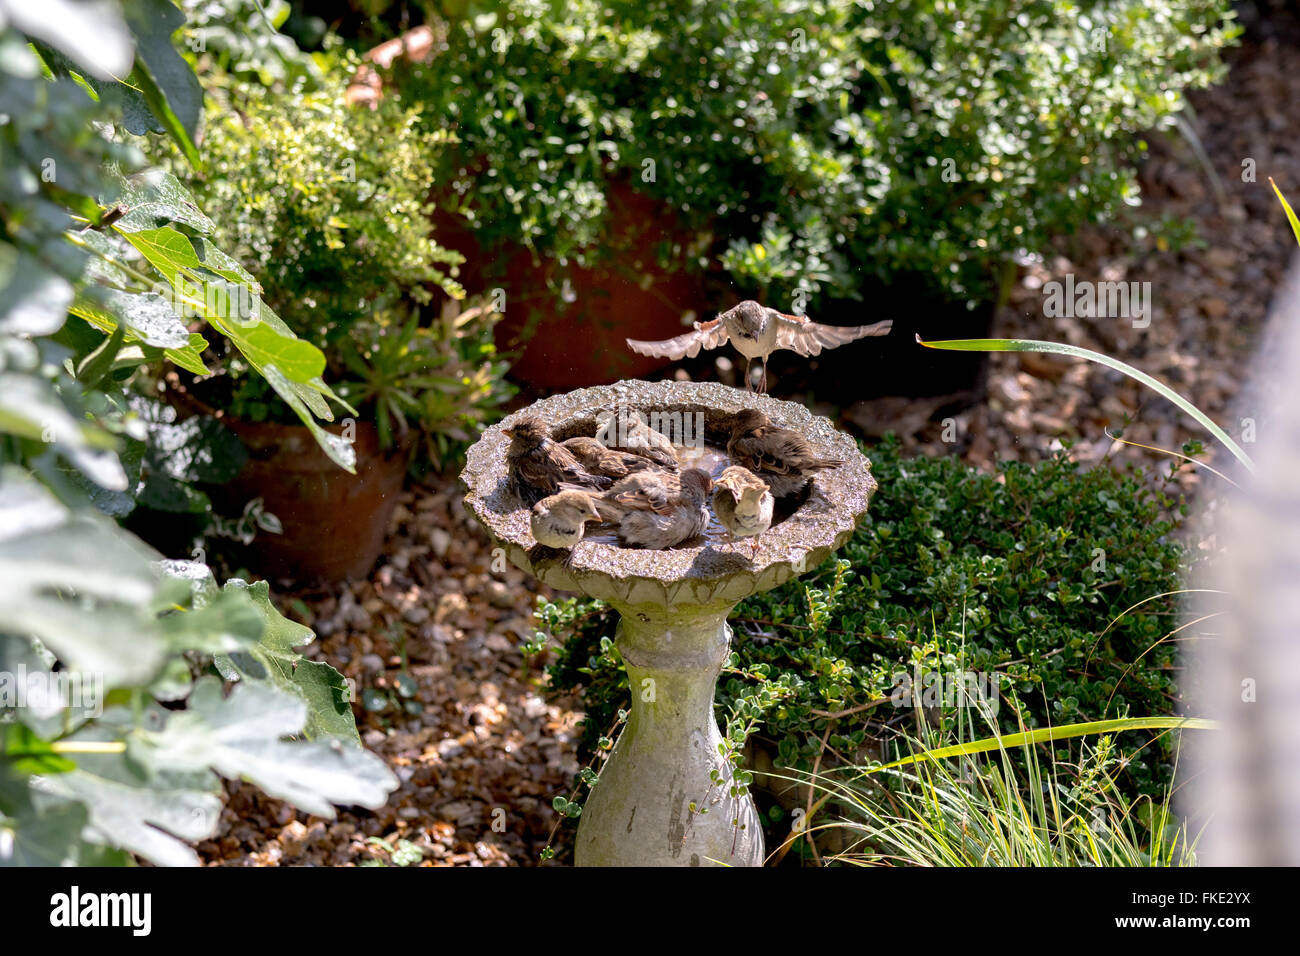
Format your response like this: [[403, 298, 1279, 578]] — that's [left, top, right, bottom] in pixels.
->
[[198, 483, 582, 866], [199, 25, 1300, 867], [859, 25, 1300, 491]]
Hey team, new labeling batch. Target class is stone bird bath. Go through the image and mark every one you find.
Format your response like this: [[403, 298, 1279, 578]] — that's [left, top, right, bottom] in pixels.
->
[[460, 380, 876, 866]]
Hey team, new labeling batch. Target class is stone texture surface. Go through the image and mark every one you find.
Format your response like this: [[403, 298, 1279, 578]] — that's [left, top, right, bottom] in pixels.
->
[[462, 380, 876, 609], [461, 380, 875, 865]]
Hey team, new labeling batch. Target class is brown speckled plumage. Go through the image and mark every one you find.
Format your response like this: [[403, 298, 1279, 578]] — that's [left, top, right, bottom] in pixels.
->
[[505, 416, 609, 506], [727, 408, 843, 498], [593, 467, 712, 549], [562, 436, 662, 480]]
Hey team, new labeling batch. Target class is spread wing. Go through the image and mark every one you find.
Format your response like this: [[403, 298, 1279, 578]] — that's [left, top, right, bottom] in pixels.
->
[[627, 318, 730, 360], [774, 313, 893, 357]]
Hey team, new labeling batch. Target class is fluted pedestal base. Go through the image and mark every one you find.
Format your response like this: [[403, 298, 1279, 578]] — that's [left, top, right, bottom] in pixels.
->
[[574, 606, 763, 867]]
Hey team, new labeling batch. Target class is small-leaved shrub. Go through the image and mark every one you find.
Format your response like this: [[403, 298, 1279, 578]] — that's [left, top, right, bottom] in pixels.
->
[[541, 436, 1191, 816], [396, 0, 1237, 307], [185, 68, 513, 468]]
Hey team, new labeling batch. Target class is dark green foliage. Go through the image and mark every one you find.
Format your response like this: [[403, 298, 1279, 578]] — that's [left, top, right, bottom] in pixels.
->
[[544, 437, 1191, 799], [396, 0, 1237, 306]]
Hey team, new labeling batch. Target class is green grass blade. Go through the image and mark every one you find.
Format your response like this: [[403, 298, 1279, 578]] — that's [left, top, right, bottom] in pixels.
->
[[918, 336, 1255, 473], [1270, 177, 1300, 247], [873, 716, 1218, 771]]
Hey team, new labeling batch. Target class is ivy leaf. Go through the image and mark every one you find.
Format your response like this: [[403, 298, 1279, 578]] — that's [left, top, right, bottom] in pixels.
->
[[70, 288, 193, 350], [0, 0, 133, 81], [111, 171, 213, 235], [29, 724, 223, 868], [193, 237, 261, 292], [0, 470, 167, 687], [257, 366, 356, 472], [222, 322, 326, 383], [0, 378, 126, 491], [0, 634, 75, 739], [0, 250, 74, 337], [287, 660, 361, 743], [158, 589, 264, 656], [0, 801, 89, 866], [118, 227, 325, 382], [164, 333, 211, 375], [117, 225, 209, 278]]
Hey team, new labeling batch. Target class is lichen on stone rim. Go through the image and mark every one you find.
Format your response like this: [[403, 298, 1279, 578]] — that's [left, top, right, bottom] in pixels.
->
[[460, 380, 876, 608]]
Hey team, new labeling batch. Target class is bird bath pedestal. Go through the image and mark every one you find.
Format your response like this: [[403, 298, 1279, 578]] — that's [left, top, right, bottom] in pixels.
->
[[460, 381, 876, 866]]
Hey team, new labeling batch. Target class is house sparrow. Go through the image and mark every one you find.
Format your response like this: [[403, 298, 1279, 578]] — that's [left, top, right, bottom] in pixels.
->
[[504, 416, 610, 507], [712, 465, 774, 556], [594, 408, 679, 468], [627, 300, 893, 392], [561, 436, 662, 480], [593, 467, 712, 549], [530, 490, 603, 551], [726, 408, 844, 498]]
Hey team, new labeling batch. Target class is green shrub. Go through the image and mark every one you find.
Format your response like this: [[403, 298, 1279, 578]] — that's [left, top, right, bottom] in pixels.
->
[[195, 70, 462, 328], [185, 69, 512, 467], [395, 0, 1236, 307], [542, 436, 1191, 807], [179, 0, 322, 90]]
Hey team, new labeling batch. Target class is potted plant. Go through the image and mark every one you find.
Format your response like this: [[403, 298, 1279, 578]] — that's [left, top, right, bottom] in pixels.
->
[[362, 1, 1235, 398], [355, 20, 717, 389], [175, 68, 512, 580]]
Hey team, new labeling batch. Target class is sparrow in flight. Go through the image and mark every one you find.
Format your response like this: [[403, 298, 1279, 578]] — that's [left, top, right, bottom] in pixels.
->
[[726, 408, 844, 498], [626, 300, 893, 392]]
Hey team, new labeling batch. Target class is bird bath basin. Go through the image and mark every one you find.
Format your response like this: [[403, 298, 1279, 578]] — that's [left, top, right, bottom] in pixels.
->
[[460, 380, 876, 866]]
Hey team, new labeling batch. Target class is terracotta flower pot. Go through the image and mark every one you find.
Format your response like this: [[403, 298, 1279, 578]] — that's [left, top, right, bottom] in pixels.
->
[[490, 183, 705, 390], [428, 177, 706, 391], [213, 417, 409, 583], [347, 30, 706, 392]]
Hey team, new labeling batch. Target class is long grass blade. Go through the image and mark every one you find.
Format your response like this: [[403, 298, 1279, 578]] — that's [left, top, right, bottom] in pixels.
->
[[917, 335, 1255, 473], [871, 717, 1217, 770], [1270, 178, 1300, 247]]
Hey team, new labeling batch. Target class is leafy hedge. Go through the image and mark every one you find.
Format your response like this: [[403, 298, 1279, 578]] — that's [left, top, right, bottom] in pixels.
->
[[395, 0, 1237, 307], [542, 437, 1191, 802], [184, 69, 515, 467]]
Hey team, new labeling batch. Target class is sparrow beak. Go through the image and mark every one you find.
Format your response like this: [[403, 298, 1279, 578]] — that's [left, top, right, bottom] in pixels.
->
[[502, 426, 515, 438]]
